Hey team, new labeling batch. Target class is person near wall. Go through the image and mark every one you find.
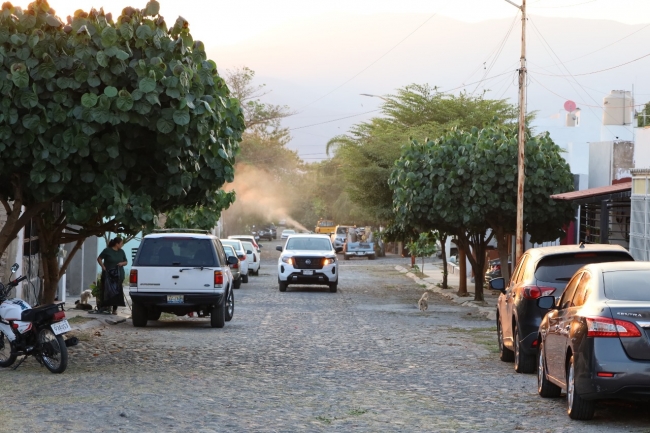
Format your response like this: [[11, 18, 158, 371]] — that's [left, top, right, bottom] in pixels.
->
[[96, 237, 127, 315]]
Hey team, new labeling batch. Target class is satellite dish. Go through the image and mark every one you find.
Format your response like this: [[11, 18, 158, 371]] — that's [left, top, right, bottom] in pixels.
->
[[564, 100, 577, 112]]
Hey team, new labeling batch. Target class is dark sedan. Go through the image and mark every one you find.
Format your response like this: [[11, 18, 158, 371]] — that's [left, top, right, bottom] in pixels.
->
[[490, 244, 633, 374], [537, 261, 650, 420]]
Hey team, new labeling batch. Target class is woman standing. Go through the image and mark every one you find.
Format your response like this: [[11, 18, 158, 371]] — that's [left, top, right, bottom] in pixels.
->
[[96, 237, 128, 314]]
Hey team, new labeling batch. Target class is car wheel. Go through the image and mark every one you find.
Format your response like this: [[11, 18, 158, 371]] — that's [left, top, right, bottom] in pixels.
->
[[514, 323, 536, 373], [279, 280, 287, 292], [567, 355, 595, 420], [497, 317, 514, 362], [234, 277, 242, 289], [538, 341, 562, 398], [242, 273, 249, 283], [225, 289, 234, 322], [132, 302, 148, 327], [368, 255, 376, 260], [211, 301, 225, 328], [147, 308, 161, 321], [329, 282, 338, 293]]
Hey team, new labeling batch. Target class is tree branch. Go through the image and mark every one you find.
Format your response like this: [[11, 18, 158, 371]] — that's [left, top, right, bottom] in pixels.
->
[[59, 239, 83, 279]]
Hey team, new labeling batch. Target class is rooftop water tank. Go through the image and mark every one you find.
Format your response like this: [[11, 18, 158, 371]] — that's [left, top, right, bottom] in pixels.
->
[[603, 90, 634, 125]]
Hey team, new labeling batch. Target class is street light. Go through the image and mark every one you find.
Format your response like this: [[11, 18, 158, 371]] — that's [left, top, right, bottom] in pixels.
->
[[360, 93, 389, 102], [505, 0, 527, 263]]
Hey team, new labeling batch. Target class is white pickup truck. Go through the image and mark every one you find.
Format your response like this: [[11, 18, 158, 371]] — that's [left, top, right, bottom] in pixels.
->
[[129, 230, 238, 328]]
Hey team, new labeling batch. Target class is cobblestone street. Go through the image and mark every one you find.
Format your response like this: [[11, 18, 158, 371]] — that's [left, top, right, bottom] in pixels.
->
[[1, 241, 650, 432]]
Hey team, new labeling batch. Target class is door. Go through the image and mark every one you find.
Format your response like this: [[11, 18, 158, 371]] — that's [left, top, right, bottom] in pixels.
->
[[546, 272, 583, 380], [502, 255, 529, 349]]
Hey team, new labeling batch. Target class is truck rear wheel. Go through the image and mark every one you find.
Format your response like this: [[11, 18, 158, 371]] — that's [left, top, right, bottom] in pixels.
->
[[211, 301, 225, 328], [132, 302, 148, 327]]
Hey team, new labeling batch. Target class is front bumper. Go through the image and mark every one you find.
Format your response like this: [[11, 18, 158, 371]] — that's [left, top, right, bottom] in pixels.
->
[[278, 263, 337, 285]]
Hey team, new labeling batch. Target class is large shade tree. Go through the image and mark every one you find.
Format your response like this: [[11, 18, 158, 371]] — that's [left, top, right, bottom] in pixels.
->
[[391, 123, 574, 301], [0, 0, 245, 302]]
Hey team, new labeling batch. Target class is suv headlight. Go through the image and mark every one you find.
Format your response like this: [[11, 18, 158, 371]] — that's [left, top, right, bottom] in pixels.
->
[[323, 256, 336, 266], [281, 256, 293, 265]]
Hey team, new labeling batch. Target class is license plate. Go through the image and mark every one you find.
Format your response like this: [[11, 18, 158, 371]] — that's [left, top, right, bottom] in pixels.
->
[[51, 320, 71, 335], [302, 270, 314, 276], [167, 295, 184, 304]]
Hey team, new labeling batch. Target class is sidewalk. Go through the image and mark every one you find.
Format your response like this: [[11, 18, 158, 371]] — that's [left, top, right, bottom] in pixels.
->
[[395, 258, 499, 320], [63, 289, 132, 331]]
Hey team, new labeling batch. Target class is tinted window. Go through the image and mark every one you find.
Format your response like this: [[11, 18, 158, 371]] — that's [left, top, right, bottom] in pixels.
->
[[511, 255, 529, 285], [136, 238, 217, 267], [286, 237, 331, 251], [535, 252, 632, 284], [573, 273, 592, 307], [560, 272, 583, 309], [223, 245, 236, 258], [337, 227, 348, 235], [604, 270, 650, 301]]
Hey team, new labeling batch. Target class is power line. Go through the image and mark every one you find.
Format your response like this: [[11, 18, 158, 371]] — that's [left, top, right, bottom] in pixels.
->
[[530, 51, 650, 77], [529, 0, 596, 8], [296, 2, 450, 111], [289, 109, 380, 131]]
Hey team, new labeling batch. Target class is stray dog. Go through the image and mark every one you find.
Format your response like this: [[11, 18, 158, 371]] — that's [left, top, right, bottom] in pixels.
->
[[80, 289, 92, 304], [418, 292, 429, 311], [74, 300, 93, 310]]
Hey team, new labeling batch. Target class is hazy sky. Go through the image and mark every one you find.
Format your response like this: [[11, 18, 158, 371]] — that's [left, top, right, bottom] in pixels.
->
[[47, 0, 650, 46]]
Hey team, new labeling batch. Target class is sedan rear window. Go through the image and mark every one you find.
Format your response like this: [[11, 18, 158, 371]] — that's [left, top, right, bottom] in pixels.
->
[[136, 238, 218, 267], [286, 238, 331, 251], [535, 252, 633, 284], [604, 270, 650, 301]]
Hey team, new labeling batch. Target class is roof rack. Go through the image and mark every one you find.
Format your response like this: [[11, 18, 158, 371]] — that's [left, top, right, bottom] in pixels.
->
[[152, 228, 211, 234]]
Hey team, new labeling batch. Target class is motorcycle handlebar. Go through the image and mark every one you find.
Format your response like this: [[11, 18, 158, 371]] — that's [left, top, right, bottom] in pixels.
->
[[10, 276, 27, 286]]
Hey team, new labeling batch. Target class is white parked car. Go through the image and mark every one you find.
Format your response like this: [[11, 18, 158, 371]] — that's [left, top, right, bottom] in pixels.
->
[[221, 239, 250, 283], [228, 235, 261, 250], [129, 231, 237, 328], [276, 234, 342, 293], [281, 229, 295, 239], [241, 241, 260, 276]]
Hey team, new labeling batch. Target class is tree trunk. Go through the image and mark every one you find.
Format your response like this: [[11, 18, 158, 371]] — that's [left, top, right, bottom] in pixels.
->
[[458, 247, 467, 296], [37, 216, 61, 304], [457, 231, 493, 302], [494, 228, 511, 286], [440, 233, 448, 289]]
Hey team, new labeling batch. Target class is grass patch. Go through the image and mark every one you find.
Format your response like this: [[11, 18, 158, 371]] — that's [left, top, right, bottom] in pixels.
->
[[68, 316, 94, 325], [347, 408, 368, 416], [160, 312, 177, 320], [315, 416, 332, 425]]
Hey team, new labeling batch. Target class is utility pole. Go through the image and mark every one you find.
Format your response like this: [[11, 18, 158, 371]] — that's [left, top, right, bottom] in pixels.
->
[[505, 0, 527, 262]]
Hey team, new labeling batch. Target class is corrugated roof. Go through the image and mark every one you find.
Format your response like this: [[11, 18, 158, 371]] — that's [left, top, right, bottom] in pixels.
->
[[550, 182, 631, 201]]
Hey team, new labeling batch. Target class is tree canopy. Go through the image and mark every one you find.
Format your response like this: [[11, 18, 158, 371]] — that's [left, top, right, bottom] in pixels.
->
[[0, 0, 245, 301]]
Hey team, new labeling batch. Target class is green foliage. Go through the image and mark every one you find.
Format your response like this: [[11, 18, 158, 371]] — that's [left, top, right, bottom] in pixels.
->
[[165, 190, 235, 230], [326, 85, 520, 225], [407, 232, 438, 259], [0, 0, 244, 233]]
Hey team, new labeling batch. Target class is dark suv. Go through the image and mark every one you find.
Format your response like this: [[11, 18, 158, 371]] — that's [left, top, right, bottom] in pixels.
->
[[490, 244, 633, 373]]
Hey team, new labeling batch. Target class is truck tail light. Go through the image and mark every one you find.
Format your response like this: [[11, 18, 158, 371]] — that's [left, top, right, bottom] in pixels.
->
[[129, 269, 138, 285], [586, 317, 641, 338], [239, 254, 246, 261], [214, 271, 223, 287], [523, 286, 555, 300]]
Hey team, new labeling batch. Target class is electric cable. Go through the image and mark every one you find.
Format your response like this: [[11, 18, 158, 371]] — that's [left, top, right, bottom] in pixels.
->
[[530, 51, 650, 77], [296, 1, 451, 111], [289, 109, 380, 131]]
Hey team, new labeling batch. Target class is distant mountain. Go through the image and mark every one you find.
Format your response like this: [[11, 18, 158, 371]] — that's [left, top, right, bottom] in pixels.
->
[[209, 13, 650, 163]]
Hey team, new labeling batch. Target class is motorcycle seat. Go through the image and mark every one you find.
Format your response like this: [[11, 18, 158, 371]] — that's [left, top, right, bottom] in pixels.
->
[[21, 304, 59, 322]]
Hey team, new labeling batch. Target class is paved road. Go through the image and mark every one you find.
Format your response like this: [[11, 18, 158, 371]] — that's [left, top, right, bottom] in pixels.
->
[[1, 240, 650, 432]]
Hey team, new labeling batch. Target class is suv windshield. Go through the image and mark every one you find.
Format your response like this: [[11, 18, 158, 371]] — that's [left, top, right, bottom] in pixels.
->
[[535, 252, 633, 283], [604, 270, 650, 301], [286, 237, 331, 251], [336, 227, 349, 235], [136, 238, 217, 267]]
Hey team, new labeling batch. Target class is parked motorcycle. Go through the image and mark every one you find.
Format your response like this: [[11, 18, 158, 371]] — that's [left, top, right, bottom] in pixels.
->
[[0, 263, 76, 374]]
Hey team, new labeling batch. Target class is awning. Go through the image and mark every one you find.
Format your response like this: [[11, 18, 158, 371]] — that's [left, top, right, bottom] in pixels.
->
[[551, 182, 631, 205]]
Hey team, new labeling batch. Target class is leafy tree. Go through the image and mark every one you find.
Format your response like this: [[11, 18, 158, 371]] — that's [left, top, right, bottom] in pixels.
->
[[0, 1, 244, 302], [391, 123, 574, 301], [164, 190, 235, 231], [406, 232, 438, 274], [327, 85, 519, 225]]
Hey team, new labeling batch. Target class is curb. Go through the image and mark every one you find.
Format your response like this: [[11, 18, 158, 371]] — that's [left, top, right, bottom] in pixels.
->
[[395, 265, 497, 321]]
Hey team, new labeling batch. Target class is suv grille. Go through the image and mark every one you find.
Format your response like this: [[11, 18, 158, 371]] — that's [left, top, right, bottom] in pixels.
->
[[293, 257, 324, 270]]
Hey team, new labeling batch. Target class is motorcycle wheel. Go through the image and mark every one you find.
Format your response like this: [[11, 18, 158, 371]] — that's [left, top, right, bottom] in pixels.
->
[[38, 328, 68, 374], [0, 332, 16, 368]]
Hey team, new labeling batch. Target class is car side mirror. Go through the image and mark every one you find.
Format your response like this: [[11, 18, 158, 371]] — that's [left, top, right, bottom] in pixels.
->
[[247, 250, 253, 255], [489, 277, 506, 292], [227, 256, 238, 265], [537, 296, 557, 310], [276, 246, 283, 252], [335, 247, 343, 253], [10, 263, 19, 272], [258, 245, 263, 249]]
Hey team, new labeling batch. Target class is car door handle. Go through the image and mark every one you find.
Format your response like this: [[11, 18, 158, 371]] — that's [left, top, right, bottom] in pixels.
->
[[172, 276, 179, 279]]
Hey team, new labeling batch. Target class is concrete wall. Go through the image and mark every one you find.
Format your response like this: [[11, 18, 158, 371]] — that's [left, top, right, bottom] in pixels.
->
[[589, 140, 634, 188], [634, 127, 650, 168]]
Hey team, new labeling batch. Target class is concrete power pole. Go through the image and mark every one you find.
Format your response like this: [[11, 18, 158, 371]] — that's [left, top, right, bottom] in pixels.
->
[[505, 0, 527, 262]]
